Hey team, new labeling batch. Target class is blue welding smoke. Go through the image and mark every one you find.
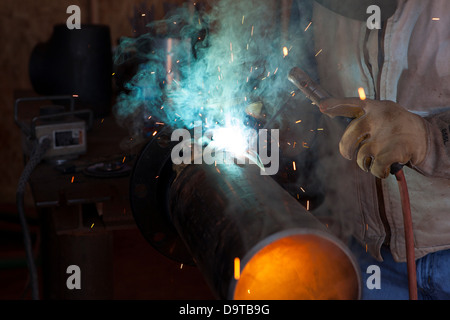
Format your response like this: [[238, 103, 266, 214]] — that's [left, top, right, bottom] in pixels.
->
[[113, 0, 316, 135]]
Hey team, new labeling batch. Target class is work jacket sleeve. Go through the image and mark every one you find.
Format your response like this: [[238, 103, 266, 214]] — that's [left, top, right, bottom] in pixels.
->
[[414, 110, 450, 179]]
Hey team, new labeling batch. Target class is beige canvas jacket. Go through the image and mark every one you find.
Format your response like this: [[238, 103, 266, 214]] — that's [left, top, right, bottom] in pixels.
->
[[311, 0, 450, 262]]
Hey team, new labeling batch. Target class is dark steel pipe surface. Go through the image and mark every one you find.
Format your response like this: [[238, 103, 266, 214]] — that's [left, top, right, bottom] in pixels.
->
[[169, 162, 361, 299]]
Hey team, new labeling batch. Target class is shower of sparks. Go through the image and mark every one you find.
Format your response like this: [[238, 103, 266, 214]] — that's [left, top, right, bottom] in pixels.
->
[[304, 21, 312, 32], [234, 257, 241, 280], [358, 87, 367, 100]]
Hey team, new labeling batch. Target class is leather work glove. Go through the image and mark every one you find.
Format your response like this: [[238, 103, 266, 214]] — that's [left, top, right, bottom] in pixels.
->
[[319, 97, 428, 179]]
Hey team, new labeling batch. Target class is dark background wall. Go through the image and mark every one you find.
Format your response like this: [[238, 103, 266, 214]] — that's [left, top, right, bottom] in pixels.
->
[[0, 0, 191, 207]]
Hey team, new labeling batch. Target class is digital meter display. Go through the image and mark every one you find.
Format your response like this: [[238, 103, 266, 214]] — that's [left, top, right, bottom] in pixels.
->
[[54, 129, 83, 148]]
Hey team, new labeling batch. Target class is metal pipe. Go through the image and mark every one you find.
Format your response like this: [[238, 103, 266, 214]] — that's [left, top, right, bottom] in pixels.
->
[[169, 161, 361, 299], [130, 132, 361, 299]]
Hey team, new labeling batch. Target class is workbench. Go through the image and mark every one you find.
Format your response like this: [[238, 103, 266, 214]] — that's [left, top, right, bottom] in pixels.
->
[[29, 115, 139, 299]]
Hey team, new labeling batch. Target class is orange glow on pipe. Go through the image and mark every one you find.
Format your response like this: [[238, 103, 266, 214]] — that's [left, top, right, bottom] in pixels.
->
[[233, 234, 359, 300]]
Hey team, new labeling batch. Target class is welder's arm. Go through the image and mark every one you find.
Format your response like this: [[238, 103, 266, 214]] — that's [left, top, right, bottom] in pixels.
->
[[318, 97, 450, 179], [419, 109, 450, 179]]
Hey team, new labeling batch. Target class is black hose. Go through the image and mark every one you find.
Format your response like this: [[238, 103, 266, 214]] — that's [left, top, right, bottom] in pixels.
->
[[16, 137, 51, 300]]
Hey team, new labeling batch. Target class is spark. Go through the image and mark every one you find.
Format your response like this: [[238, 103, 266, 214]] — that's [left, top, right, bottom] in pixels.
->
[[315, 49, 323, 57], [234, 257, 240, 280], [180, 263, 183, 269], [251, 25, 254, 36], [274, 67, 278, 74], [152, 131, 157, 136], [306, 200, 310, 211], [295, 120, 302, 124], [71, 176, 75, 183], [72, 94, 79, 98], [122, 156, 126, 163], [242, 15, 245, 24], [317, 128, 324, 131], [91, 223, 94, 228], [293, 161, 296, 171], [300, 187, 305, 193], [141, 13, 146, 17], [302, 142, 309, 148], [432, 17, 440, 21], [101, 118, 104, 123], [358, 87, 367, 100], [283, 46, 289, 57], [304, 21, 312, 32]]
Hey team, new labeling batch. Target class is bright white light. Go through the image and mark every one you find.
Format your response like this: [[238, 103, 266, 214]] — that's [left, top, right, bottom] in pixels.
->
[[211, 125, 249, 156]]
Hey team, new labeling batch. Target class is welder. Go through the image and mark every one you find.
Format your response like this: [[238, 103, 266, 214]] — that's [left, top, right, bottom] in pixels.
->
[[292, 0, 450, 299]]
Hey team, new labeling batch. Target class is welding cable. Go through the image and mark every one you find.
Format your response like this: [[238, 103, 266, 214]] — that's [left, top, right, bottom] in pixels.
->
[[16, 137, 51, 300], [391, 165, 418, 300]]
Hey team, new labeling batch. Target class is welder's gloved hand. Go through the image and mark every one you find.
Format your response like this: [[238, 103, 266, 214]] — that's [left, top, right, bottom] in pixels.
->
[[319, 98, 428, 179]]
